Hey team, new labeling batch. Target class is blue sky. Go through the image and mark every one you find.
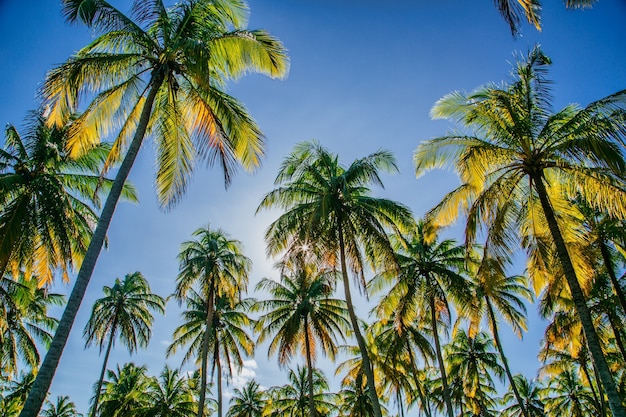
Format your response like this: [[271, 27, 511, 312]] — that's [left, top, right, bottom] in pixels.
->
[[1, 0, 626, 414]]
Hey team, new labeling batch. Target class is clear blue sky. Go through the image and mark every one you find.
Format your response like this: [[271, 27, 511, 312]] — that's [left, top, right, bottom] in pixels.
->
[[1, 0, 625, 414]]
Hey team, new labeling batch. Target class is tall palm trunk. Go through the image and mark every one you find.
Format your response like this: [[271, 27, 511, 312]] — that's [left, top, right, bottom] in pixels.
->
[[606, 311, 626, 361], [215, 339, 223, 417], [533, 174, 626, 417], [429, 295, 454, 417], [20, 71, 166, 417], [303, 316, 316, 417], [89, 315, 119, 417], [337, 224, 383, 417], [598, 239, 626, 315], [199, 286, 216, 417], [485, 297, 529, 417], [406, 348, 432, 417]]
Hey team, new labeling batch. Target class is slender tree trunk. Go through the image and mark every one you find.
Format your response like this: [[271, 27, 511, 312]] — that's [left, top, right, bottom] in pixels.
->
[[19, 71, 166, 417], [580, 356, 603, 416], [89, 317, 118, 417], [303, 316, 316, 417], [407, 348, 432, 417], [599, 239, 626, 316], [198, 286, 216, 417], [216, 340, 223, 417], [591, 358, 609, 417], [532, 174, 626, 417], [485, 298, 530, 417], [336, 223, 383, 417], [429, 296, 454, 417], [607, 311, 626, 362]]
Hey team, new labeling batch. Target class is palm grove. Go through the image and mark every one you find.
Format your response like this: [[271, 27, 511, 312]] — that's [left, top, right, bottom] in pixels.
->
[[0, 1, 625, 417]]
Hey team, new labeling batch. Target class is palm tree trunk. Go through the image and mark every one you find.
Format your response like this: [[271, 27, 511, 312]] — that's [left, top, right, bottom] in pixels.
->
[[533, 174, 626, 417], [19, 71, 166, 417], [606, 310, 626, 362], [485, 297, 530, 417], [303, 316, 316, 417], [580, 356, 603, 416], [216, 340, 223, 417], [89, 317, 118, 417], [198, 286, 216, 417], [337, 223, 383, 417], [407, 348, 432, 417], [429, 296, 454, 417], [598, 239, 626, 316]]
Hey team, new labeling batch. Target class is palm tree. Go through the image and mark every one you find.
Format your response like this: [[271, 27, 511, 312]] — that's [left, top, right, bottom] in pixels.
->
[[226, 380, 265, 417], [501, 375, 546, 417], [540, 370, 597, 417], [170, 226, 251, 417], [337, 372, 387, 417], [0, 273, 64, 377], [414, 46, 626, 416], [445, 329, 504, 416], [493, 0, 595, 36], [265, 366, 336, 417], [97, 363, 151, 417], [22, 0, 288, 413], [41, 396, 83, 417], [84, 271, 165, 417], [370, 221, 470, 417], [258, 140, 413, 417], [144, 365, 197, 417], [253, 251, 351, 417], [0, 111, 135, 286], [464, 253, 533, 417], [0, 371, 35, 417]]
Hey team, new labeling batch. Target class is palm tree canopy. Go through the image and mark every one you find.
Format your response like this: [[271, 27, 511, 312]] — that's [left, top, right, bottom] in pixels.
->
[[415, 45, 626, 287], [253, 252, 351, 365], [259, 139, 413, 290], [84, 271, 165, 353], [226, 380, 265, 417], [45, 0, 289, 208], [0, 111, 137, 286]]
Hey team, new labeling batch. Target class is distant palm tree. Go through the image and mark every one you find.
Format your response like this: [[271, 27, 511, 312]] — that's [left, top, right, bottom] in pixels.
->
[[415, 46, 626, 416], [337, 372, 387, 417], [0, 371, 35, 416], [226, 380, 265, 417], [258, 140, 413, 417], [171, 226, 251, 417], [540, 370, 597, 417], [98, 363, 151, 417], [266, 366, 336, 417], [493, 0, 595, 35], [445, 329, 504, 415], [84, 272, 165, 417], [501, 375, 546, 417], [41, 396, 83, 417], [0, 274, 64, 377], [371, 222, 469, 417], [23, 0, 288, 413], [253, 251, 350, 417], [0, 111, 134, 286], [144, 365, 197, 417], [464, 253, 533, 417]]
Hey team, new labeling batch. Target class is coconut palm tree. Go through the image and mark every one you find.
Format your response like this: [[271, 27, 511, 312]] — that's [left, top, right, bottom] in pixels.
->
[[464, 253, 533, 417], [258, 140, 413, 417], [170, 226, 251, 417], [22, 1, 288, 413], [337, 372, 387, 417], [493, 0, 595, 36], [41, 396, 83, 417], [143, 365, 197, 417], [445, 329, 504, 416], [501, 375, 546, 417], [226, 380, 265, 417], [253, 251, 351, 417], [84, 271, 165, 417], [370, 221, 470, 417], [540, 370, 597, 417], [0, 273, 64, 377], [265, 366, 336, 417], [0, 111, 135, 286], [414, 46, 626, 416], [97, 363, 151, 417], [0, 371, 35, 417]]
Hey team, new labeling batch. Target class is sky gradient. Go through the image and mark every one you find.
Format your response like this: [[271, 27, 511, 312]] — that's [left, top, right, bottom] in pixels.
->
[[1, 0, 626, 413]]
